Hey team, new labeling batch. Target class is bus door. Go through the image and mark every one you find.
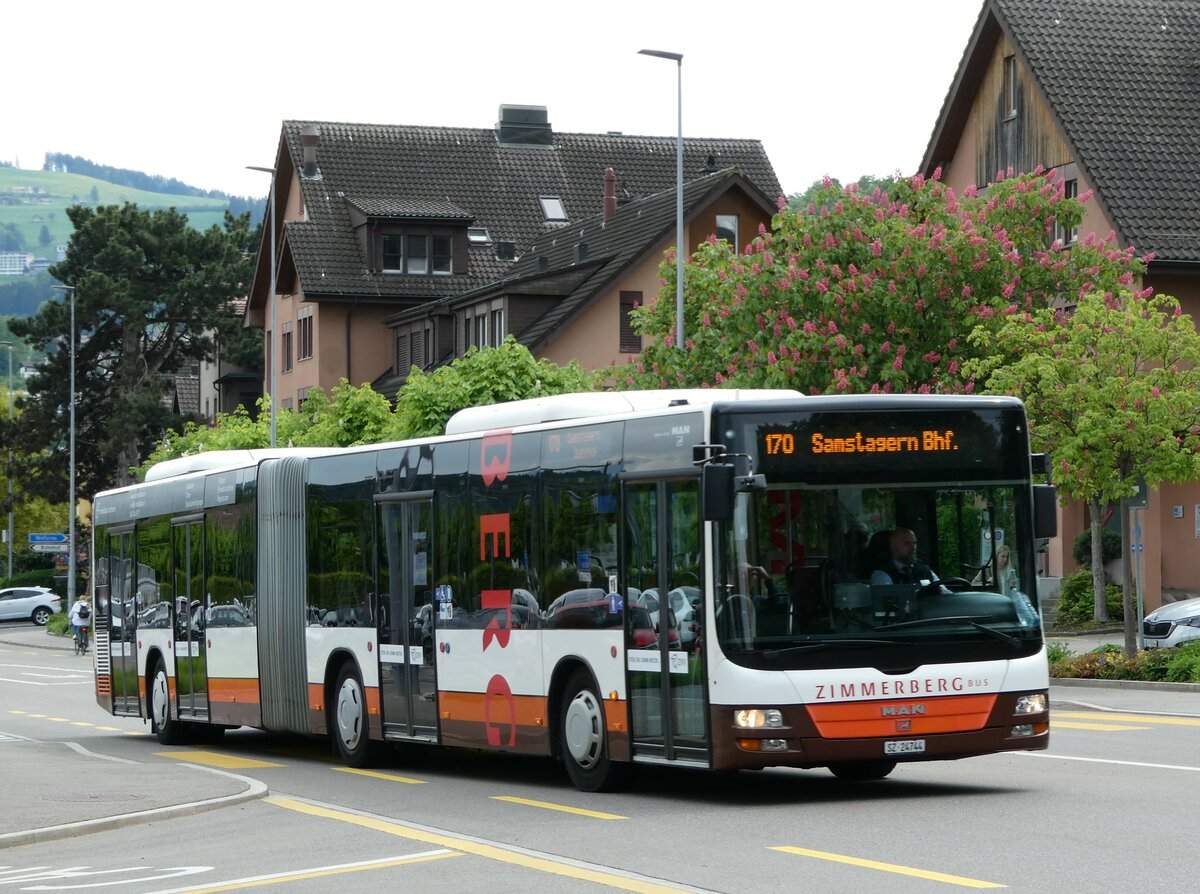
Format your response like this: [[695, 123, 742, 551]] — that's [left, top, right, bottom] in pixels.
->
[[376, 495, 437, 740], [103, 528, 139, 716], [623, 477, 709, 765], [171, 516, 208, 720]]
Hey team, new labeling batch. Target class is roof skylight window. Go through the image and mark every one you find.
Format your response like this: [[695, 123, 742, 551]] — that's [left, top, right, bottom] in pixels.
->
[[468, 227, 492, 244], [539, 196, 568, 222]]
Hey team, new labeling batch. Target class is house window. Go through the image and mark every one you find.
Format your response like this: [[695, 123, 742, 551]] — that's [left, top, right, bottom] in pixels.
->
[[474, 313, 488, 348], [382, 235, 404, 271], [432, 236, 452, 275], [491, 308, 505, 346], [539, 196, 568, 222], [620, 291, 642, 354], [410, 331, 423, 368], [282, 398, 294, 410], [395, 331, 409, 374], [297, 306, 313, 361], [468, 227, 491, 244], [407, 235, 428, 275], [715, 214, 739, 250], [1055, 178, 1079, 247], [298, 386, 312, 404], [281, 322, 293, 373], [1003, 54, 1017, 119]]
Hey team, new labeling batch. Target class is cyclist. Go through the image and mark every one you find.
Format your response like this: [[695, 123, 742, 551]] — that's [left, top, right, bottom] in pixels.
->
[[68, 595, 91, 655]]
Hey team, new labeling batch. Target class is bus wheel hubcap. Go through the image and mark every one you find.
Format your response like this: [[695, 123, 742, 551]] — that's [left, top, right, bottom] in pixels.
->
[[152, 672, 168, 727], [336, 679, 363, 750], [565, 690, 602, 769]]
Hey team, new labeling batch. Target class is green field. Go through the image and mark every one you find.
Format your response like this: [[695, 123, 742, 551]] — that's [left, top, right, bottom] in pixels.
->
[[0, 166, 231, 257]]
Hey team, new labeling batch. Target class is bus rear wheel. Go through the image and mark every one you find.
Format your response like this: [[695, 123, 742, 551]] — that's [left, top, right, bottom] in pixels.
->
[[559, 669, 630, 792], [828, 760, 897, 782], [149, 660, 188, 745], [331, 663, 373, 767]]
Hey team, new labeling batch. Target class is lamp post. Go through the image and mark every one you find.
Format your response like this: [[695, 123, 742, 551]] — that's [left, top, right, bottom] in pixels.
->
[[639, 48, 685, 350], [1, 340, 13, 582], [51, 285, 76, 604], [247, 165, 277, 447]]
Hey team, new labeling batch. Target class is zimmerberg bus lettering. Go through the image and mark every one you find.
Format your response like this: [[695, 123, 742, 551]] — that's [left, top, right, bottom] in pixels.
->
[[809, 430, 956, 454], [812, 676, 991, 700]]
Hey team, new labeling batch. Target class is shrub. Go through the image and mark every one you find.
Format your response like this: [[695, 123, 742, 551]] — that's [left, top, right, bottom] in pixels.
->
[[1054, 568, 1124, 627], [1072, 527, 1122, 568], [1164, 641, 1200, 683]]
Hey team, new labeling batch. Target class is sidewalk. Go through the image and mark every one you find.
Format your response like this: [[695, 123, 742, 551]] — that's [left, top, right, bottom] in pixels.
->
[[0, 625, 266, 849]]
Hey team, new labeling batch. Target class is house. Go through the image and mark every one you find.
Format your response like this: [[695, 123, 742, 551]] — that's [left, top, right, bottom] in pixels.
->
[[921, 0, 1200, 609], [377, 167, 779, 399], [244, 106, 782, 410]]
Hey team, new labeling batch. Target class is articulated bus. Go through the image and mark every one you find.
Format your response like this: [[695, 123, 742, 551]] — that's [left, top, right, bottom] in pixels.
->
[[90, 389, 1056, 791]]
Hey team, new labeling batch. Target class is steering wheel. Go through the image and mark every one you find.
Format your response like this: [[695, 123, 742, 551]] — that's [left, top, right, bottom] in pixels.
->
[[917, 577, 971, 598]]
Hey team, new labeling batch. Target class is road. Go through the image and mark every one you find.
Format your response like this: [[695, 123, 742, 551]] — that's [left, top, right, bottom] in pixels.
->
[[1, 630, 1197, 893]]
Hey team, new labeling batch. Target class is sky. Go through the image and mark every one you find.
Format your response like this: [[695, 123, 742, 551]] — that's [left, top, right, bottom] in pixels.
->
[[5, 0, 984, 201]]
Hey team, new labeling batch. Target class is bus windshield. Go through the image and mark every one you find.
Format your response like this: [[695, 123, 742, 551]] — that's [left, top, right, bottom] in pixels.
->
[[712, 404, 1044, 670]]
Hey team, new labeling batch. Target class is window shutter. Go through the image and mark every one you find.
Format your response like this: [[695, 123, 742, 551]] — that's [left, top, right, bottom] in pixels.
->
[[619, 291, 642, 354]]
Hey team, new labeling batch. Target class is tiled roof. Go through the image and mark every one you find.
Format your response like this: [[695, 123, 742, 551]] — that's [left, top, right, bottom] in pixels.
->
[[926, 0, 1200, 263], [278, 119, 782, 301], [346, 197, 473, 220]]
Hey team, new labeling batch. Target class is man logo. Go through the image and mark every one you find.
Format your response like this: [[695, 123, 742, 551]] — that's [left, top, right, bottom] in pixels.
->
[[896, 719, 913, 732]]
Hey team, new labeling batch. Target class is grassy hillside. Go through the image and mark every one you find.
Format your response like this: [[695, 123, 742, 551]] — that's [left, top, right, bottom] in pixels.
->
[[0, 166, 231, 257]]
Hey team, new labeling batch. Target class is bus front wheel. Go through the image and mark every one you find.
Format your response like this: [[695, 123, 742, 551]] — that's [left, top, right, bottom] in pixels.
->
[[829, 760, 897, 781], [559, 669, 630, 792], [331, 663, 373, 767]]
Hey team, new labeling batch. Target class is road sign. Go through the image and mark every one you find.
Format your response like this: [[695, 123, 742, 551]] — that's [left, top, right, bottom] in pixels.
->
[[29, 533, 67, 543], [31, 543, 70, 553]]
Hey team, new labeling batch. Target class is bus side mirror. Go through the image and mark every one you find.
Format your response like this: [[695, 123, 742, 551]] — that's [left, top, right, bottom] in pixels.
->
[[1033, 485, 1057, 539], [703, 463, 735, 522]]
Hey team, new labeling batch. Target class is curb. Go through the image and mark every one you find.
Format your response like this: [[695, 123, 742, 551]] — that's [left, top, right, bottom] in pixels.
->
[[0, 634, 73, 652], [1051, 676, 1200, 694], [0, 761, 268, 850]]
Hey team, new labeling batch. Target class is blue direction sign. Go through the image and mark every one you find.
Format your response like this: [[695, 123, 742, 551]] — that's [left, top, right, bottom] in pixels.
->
[[29, 532, 67, 543]]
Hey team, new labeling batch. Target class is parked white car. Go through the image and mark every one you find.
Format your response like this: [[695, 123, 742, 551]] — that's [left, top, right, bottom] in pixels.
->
[[0, 586, 63, 626], [1142, 596, 1200, 648]]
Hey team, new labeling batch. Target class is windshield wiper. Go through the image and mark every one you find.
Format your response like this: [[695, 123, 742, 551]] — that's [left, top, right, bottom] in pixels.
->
[[760, 638, 894, 659], [874, 616, 1022, 648]]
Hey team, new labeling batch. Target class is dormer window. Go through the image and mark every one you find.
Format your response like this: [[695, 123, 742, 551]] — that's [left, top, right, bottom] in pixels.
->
[[379, 230, 454, 275], [539, 195, 568, 222]]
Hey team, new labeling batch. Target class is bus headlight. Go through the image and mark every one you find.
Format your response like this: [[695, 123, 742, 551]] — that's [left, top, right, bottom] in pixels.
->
[[1014, 693, 1048, 715], [734, 708, 783, 729]]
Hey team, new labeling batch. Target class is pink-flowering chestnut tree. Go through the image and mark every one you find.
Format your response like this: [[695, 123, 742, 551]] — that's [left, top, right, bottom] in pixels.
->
[[619, 168, 1140, 395], [966, 290, 1200, 653]]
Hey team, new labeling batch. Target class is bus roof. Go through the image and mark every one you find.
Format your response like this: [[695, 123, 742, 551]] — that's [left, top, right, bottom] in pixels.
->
[[142, 447, 340, 482], [444, 389, 803, 435]]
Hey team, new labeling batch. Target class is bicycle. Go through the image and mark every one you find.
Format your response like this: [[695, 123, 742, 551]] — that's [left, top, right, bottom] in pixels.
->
[[74, 625, 90, 656]]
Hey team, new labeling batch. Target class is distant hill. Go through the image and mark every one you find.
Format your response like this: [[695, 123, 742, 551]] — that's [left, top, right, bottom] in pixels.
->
[[0, 161, 265, 262]]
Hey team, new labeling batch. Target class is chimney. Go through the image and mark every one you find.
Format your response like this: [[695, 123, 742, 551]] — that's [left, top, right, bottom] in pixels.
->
[[574, 242, 588, 263], [603, 167, 617, 220], [496, 105, 553, 147], [703, 153, 718, 175], [300, 125, 321, 179]]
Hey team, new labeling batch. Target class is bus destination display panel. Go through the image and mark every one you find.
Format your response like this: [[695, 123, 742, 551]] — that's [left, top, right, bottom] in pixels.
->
[[752, 408, 1028, 483]]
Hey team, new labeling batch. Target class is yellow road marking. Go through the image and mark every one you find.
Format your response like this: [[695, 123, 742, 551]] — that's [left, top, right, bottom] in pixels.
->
[[71, 721, 92, 727], [122, 731, 147, 736], [25, 713, 45, 718], [334, 767, 426, 784], [96, 726, 121, 731], [156, 750, 284, 769], [8, 710, 26, 715], [1052, 721, 1149, 731], [771, 846, 1005, 888], [147, 851, 461, 894], [45, 717, 68, 722], [1055, 711, 1200, 727], [268, 797, 695, 893], [492, 795, 627, 820]]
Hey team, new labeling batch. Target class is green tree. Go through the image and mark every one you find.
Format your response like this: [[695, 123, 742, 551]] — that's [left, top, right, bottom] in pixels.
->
[[38, 225, 51, 248], [966, 289, 1200, 653], [0, 223, 24, 252], [788, 174, 898, 213], [10, 204, 254, 498], [395, 337, 595, 437], [620, 168, 1134, 394]]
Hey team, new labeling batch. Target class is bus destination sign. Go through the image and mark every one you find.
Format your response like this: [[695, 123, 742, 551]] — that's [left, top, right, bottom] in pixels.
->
[[764, 428, 960, 457]]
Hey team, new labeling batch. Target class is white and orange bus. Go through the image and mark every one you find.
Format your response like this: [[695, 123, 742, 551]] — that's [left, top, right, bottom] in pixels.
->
[[90, 389, 1055, 790]]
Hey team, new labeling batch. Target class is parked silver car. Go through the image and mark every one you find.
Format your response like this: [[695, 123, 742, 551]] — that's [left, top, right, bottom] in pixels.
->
[[0, 586, 63, 626], [1143, 596, 1200, 648]]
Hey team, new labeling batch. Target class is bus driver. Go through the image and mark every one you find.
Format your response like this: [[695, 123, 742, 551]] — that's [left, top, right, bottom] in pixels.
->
[[869, 527, 939, 586]]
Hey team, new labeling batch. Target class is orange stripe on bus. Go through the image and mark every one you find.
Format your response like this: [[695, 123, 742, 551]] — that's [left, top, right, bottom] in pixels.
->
[[207, 678, 261, 705], [806, 694, 997, 739], [438, 691, 550, 728], [306, 682, 381, 716]]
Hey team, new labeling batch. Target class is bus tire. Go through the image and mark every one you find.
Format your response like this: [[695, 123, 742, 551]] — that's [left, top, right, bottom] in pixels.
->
[[331, 662, 373, 767], [149, 660, 187, 745], [559, 669, 630, 792], [828, 760, 897, 782]]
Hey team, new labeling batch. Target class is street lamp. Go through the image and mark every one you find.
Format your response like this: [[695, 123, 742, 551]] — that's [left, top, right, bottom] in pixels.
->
[[51, 285, 76, 605], [1, 339, 13, 582], [639, 48, 685, 350], [247, 165, 277, 447]]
